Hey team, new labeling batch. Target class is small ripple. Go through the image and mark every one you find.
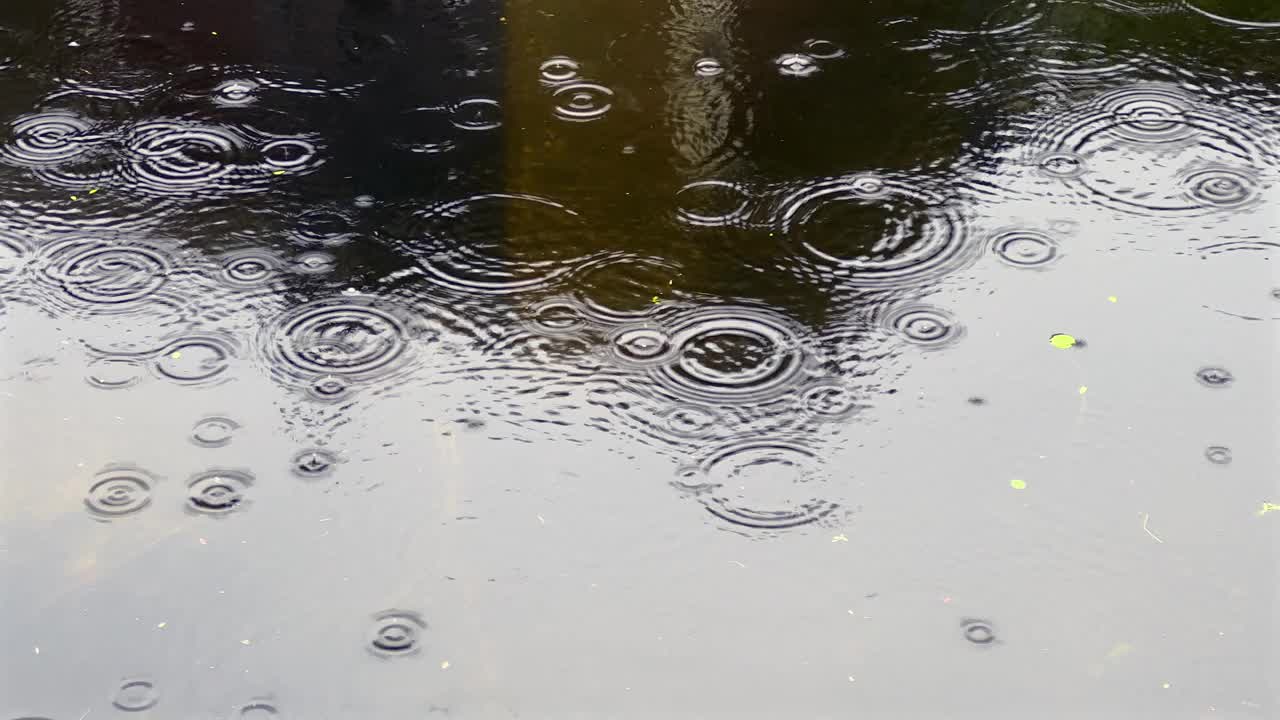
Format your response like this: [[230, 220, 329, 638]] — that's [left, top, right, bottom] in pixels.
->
[[450, 98, 502, 130], [85, 466, 156, 520], [799, 379, 863, 420], [675, 180, 753, 227], [607, 325, 676, 368], [368, 609, 426, 658], [293, 448, 341, 479], [660, 404, 722, 438], [571, 255, 683, 323], [526, 298, 589, 335], [990, 228, 1060, 269], [218, 249, 284, 288], [293, 251, 337, 275], [0, 233, 30, 280], [1, 110, 94, 166], [552, 82, 614, 122], [1180, 166, 1257, 209], [191, 416, 240, 447], [539, 56, 581, 85], [263, 297, 410, 381], [186, 468, 253, 515], [261, 137, 318, 170], [111, 677, 160, 711], [238, 699, 281, 719], [306, 375, 354, 403], [676, 441, 840, 532], [1193, 241, 1280, 321], [775, 53, 819, 77], [693, 58, 725, 77], [212, 78, 260, 106], [772, 174, 976, 288], [647, 305, 813, 405], [1205, 446, 1232, 465], [962, 619, 997, 645], [882, 304, 964, 348], [121, 120, 248, 194], [292, 207, 357, 246], [395, 194, 590, 295], [803, 39, 845, 59], [152, 333, 238, 386], [86, 358, 145, 390], [1196, 366, 1234, 387]]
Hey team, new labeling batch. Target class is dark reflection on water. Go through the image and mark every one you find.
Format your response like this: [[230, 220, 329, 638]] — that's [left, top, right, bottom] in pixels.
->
[[1, 0, 1278, 716]]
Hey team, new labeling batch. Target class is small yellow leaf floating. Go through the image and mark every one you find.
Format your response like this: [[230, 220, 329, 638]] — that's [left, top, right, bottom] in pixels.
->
[[651, 296, 660, 304], [70, 195, 78, 201], [89, 188, 99, 194], [272, 170, 286, 176], [1049, 333, 1077, 349], [1010, 479, 1027, 490], [1107, 295, 1117, 303], [831, 533, 849, 543], [1258, 502, 1280, 517], [1079, 385, 1088, 395], [170, 351, 182, 360], [440, 660, 450, 670]]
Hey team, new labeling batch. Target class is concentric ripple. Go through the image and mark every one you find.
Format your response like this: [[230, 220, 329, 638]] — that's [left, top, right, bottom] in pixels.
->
[[1181, 166, 1257, 209], [678, 441, 840, 531], [1, 110, 93, 166], [551, 82, 614, 122], [776, 53, 819, 77], [85, 466, 157, 520], [33, 237, 171, 307], [1185, 0, 1280, 28], [571, 255, 683, 322], [527, 298, 589, 335], [191, 416, 240, 448], [1205, 446, 1232, 465], [608, 325, 676, 368], [883, 304, 963, 348], [399, 194, 590, 294], [153, 334, 237, 386], [962, 619, 997, 645], [773, 175, 976, 288], [263, 296, 414, 382], [990, 229, 1060, 268], [450, 98, 503, 130], [368, 609, 426, 658], [648, 306, 811, 405], [186, 469, 253, 515], [799, 380, 862, 420], [1196, 366, 1234, 387], [121, 120, 248, 194], [85, 358, 145, 390], [293, 448, 340, 479]]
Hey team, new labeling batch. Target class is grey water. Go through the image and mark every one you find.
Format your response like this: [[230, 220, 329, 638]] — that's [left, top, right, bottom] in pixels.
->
[[1, 0, 1278, 717]]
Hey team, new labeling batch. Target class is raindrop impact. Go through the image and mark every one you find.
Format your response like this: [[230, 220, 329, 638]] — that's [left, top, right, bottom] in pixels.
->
[[186, 469, 253, 515], [85, 466, 157, 520], [368, 609, 427, 658], [191, 416, 240, 448], [111, 677, 159, 711]]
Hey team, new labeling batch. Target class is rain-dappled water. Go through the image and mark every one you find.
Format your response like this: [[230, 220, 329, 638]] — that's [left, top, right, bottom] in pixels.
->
[[1, 0, 1278, 716]]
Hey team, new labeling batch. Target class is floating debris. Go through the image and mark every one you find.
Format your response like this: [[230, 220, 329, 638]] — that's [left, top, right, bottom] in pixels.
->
[[1049, 333, 1077, 349], [1010, 478, 1026, 490]]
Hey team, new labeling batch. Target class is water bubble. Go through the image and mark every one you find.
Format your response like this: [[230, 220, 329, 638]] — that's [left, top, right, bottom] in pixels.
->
[[608, 326, 676, 368], [266, 297, 412, 381], [213, 78, 259, 106], [35, 237, 171, 307], [186, 469, 253, 515], [675, 180, 752, 227], [219, 250, 282, 288], [1181, 167, 1256, 209], [884, 304, 963, 348], [682, 441, 839, 531], [1196, 367, 1234, 387], [1036, 151, 1087, 178], [776, 53, 819, 77], [800, 380, 861, 419], [153, 334, 237, 385], [368, 609, 426, 658], [693, 57, 724, 77], [990, 229, 1060, 268], [293, 448, 340, 479], [111, 677, 159, 711], [552, 82, 614, 122], [528, 299, 587, 334], [398, 194, 589, 294], [539, 56, 581, 85], [293, 251, 337, 275], [962, 619, 996, 645], [803, 39, 845, 59], [450, 98, 502, 130], [773, 176, 975, 288], [1, 111, 93, 166], [651, 307, 809, 405], [85, 466, 156, 519], [86, 358, 144, 390], [191, 416, 240, 448], [1205, 446, 1232, 465]]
